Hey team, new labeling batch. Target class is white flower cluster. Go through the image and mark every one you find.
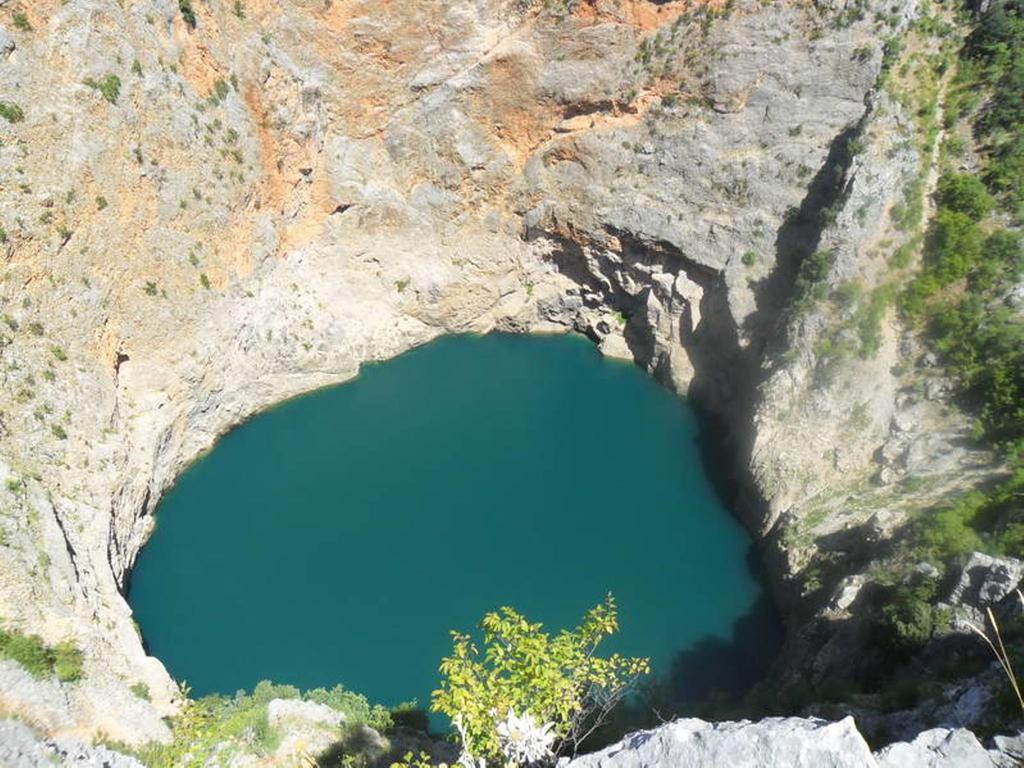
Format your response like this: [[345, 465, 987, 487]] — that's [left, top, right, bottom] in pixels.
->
[[495, 708, 555, 767]]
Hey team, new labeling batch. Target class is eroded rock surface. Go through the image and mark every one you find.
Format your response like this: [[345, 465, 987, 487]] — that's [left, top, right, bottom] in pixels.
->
[[0, 0, 1010, 756], [563, 717, 1021, 768]]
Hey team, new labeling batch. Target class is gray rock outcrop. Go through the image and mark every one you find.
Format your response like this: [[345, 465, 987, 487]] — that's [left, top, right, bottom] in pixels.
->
[[564, 718, 1021, 768], [875, 727, 1005, 768], [563, 717, 877, 768], [0, 0, 1012, 759], [948, 552, 1024, 610], [0, 718, 144, 767]]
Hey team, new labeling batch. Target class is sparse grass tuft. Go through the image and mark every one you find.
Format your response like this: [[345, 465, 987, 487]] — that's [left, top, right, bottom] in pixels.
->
[[0, 102, 24, 123], [0, 623, 83, 682], [85, 74, 122, 105]]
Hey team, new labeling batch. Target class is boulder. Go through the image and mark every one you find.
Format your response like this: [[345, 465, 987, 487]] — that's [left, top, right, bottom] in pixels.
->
[[563, 718, 1021, 768], [947, 552, 1023, 609], [267, 697, 347, 729], [875, 727, 997, 768], [563, 716, 876, 768], [944, 552, 1024, 630]]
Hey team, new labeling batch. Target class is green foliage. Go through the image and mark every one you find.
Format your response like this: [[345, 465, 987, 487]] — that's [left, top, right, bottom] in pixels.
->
[[741, 250, 757, 267], [0, 101, 24, 123], [911, 470, 1024, 564], [53, 641, 84, 682], [131, 681, 151, 700], [935, 172, 994, 221], [432, 595, 650, 763], [133, 680, 390, 767], [790, 248, 836, 316], [85, 74, 122, 105], [50, 345, 67, 362], [931, 297, 1024, 446], [390, 751, 434, 768], [959, 0, 1024, 209], [209, 78, 231, 106], [12, 12, 31, 31], [304, 684, 393, 731], [389, 702, 429, 732], [0, 623, 83, 682], [892, 173, 926, 232], [179, 0, 197, 28], [925, 209, 984, 285], [882, 579, 950, 651], [898, 1, 1024, 455], [967, 0, 1024, 136]]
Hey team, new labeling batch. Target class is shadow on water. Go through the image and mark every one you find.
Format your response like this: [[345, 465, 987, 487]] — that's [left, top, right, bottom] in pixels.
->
[[580, 548, 785, 752], [661, 576, 784, 709], [685, 399, 786, 700]]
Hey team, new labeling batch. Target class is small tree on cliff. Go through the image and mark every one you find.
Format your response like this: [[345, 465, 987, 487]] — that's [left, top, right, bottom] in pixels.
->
[[430, 594, 649, 767]]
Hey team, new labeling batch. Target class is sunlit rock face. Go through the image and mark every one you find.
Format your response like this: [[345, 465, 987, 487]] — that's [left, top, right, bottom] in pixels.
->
[[1, 0, 999, 753]]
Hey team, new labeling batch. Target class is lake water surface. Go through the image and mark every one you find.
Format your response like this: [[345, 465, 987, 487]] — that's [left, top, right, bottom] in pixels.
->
[[129, 333, 781, 713]]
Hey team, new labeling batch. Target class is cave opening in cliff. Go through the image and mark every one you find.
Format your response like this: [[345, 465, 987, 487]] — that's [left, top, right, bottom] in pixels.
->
[[128, 333, 782, 726]]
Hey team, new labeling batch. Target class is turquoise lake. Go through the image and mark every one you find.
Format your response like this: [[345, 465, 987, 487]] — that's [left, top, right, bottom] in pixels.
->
[[128, 333, 781, 714]]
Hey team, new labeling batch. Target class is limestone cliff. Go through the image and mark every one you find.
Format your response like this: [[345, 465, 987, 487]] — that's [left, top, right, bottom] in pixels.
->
[[0, 0, 1016, 760]]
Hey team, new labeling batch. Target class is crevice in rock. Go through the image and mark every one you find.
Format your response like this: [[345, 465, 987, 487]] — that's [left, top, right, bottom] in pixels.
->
[[745, 116, 868, 369], [51, 503, 83, 588]]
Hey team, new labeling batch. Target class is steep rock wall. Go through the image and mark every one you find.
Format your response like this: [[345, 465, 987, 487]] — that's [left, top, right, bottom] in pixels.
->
[[0, 0, 996, 747]]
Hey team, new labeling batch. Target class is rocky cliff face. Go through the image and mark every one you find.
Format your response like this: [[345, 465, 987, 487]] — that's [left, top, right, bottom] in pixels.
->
[[0, 0, 1013, 757]]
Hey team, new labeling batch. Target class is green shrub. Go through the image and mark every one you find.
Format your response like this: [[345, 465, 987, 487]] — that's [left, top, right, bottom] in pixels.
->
[[0, 101, 24, 123], [179, 0, 197, 28], [935, 172, 994, 221], [0, 624, 83, 682], [209, 78, 230, 106], [53, 641, 83, 682], [922, 209, 983, 285], [304, 684, 392, 730], [12, 12, 31, 31], [85, 74, 122, 105], [741, 250, 757, 267], [389, 702, 429, 732], [130, 681, 151, 700], [433, 595, 649, 764], [853, 284, 895, 358], [133, 680, 390, 768], [789, 248, 836, 316], [882, 580, 949, 652], [0, 629, 54, 678]]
